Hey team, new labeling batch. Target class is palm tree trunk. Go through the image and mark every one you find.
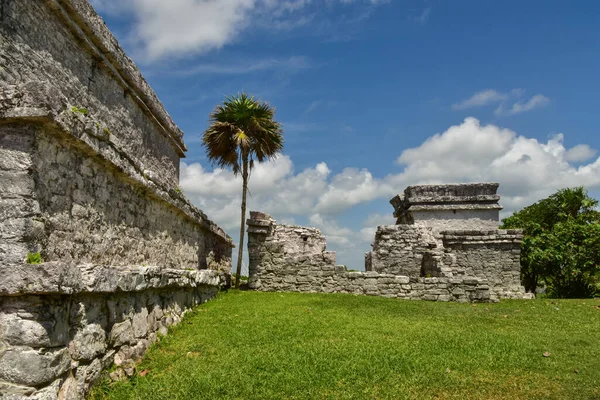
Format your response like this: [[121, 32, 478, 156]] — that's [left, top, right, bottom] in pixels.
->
[[235, 154, 249, 288]]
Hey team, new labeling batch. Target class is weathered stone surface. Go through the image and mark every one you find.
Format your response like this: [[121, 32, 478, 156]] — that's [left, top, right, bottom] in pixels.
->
[[0, 312, 68, 348], [390, 183, 502, 230], [109, 321, 134, 347], [0, 0, 234, 270], [0, 347, 70, 386], [0, 264, 223, 296], [69, 323, 106, 361], [132, 307, 149, 338], [75, 358, 102, 397], [0, 284, 220, 397], [247, 202, 528, 302], [0, 381, 36, 397], [0, 0, 233, 398]]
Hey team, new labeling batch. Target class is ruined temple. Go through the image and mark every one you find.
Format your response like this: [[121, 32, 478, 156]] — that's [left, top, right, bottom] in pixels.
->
[[247, 183, 531, 302], [0, 1, 233, 398]]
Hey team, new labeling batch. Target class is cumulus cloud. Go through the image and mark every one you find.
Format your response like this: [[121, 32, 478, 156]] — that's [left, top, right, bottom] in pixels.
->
[[315, 168, 392, 213], [309, 214, 354, 246], [92, 0, 386, 61], [565, 144, 597, 163], [391, 118, 600, 213]]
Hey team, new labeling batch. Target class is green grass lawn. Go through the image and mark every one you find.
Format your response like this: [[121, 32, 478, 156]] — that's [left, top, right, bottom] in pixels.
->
[[92, 291, 600, 400]]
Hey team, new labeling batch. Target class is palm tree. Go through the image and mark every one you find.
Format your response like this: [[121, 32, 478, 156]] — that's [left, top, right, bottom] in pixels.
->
[[203, 93, 284, 288]]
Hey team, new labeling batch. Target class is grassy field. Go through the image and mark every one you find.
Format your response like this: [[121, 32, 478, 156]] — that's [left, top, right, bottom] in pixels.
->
[[92, 291, 600, 400]]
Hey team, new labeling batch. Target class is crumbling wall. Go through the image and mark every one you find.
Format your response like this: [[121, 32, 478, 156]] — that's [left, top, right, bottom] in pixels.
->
[[247, 212, 498, 302], [247, 182, 532, 300], [366, 225, 441, 276], [0, 1, 233, 398], [247, 212, 337, 290]]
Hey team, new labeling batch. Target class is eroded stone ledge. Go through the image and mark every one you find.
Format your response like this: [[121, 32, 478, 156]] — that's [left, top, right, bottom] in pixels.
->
[[0, 263, 224, 296], [0, 265, 223, 398]]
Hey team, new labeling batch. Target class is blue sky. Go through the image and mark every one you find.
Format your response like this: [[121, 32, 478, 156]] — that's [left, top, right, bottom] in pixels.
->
[[93, 0, 600, 271]]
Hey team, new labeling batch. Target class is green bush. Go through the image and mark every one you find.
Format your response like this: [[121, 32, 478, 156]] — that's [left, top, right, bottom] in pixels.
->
[[502, 187, 600, 298]]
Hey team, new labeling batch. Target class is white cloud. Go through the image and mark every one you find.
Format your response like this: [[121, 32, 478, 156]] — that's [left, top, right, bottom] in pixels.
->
[[565, 144, 597, 163], [452, 89, 508, 110], [92, 0, 386, 61], [495, 94, 550, 116], [315, 168, 392, 213], [309, 214, 353, 246], [362, 213, 394, 227], [390, 118, 600, 214], [396, 117, 515, 176]]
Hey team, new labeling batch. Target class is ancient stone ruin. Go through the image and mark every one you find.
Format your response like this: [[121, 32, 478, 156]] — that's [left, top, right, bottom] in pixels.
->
[[248, 183, 532, 302], [0, 1, 233, 398]]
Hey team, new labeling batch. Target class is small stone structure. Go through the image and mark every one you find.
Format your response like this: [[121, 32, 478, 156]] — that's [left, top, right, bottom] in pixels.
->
[[0, 1, 233, 398], [390, 183, 502, 230], [247, 183, 531, 302]]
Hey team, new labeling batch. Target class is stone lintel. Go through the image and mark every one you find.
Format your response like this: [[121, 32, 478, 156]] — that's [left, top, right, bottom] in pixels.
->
[[390, 183, 504, 225], [405, 182, 500, 199]]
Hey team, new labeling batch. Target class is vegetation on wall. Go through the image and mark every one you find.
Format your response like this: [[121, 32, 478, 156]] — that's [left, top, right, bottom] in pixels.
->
[[501, 187, 600, 298], [25, 252, 43, 264]]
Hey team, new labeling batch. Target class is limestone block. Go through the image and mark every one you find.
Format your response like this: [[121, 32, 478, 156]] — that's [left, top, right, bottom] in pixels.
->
[[58, 373, 78, 400], [32, 378, 62, 400], [69, 323, 107, 361], [0, 381, 36, 397], [1, 313, 68, 348], [132, 307, 150, 339], [109, 320, 134, 347], [394, 276, 410, 284], [0, 347, 70, 386]]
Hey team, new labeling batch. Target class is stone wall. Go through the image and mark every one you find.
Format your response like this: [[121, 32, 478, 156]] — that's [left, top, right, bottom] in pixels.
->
[[1, 1, 233, 398], [0, 264, 222, 399], [365, 225, 439, 276], [2, 124, 232, 270], [365, 226, 526, 299], [246, 212, 517, 303], [247, 212, 337, 288], [441, 230, 524, 299]]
